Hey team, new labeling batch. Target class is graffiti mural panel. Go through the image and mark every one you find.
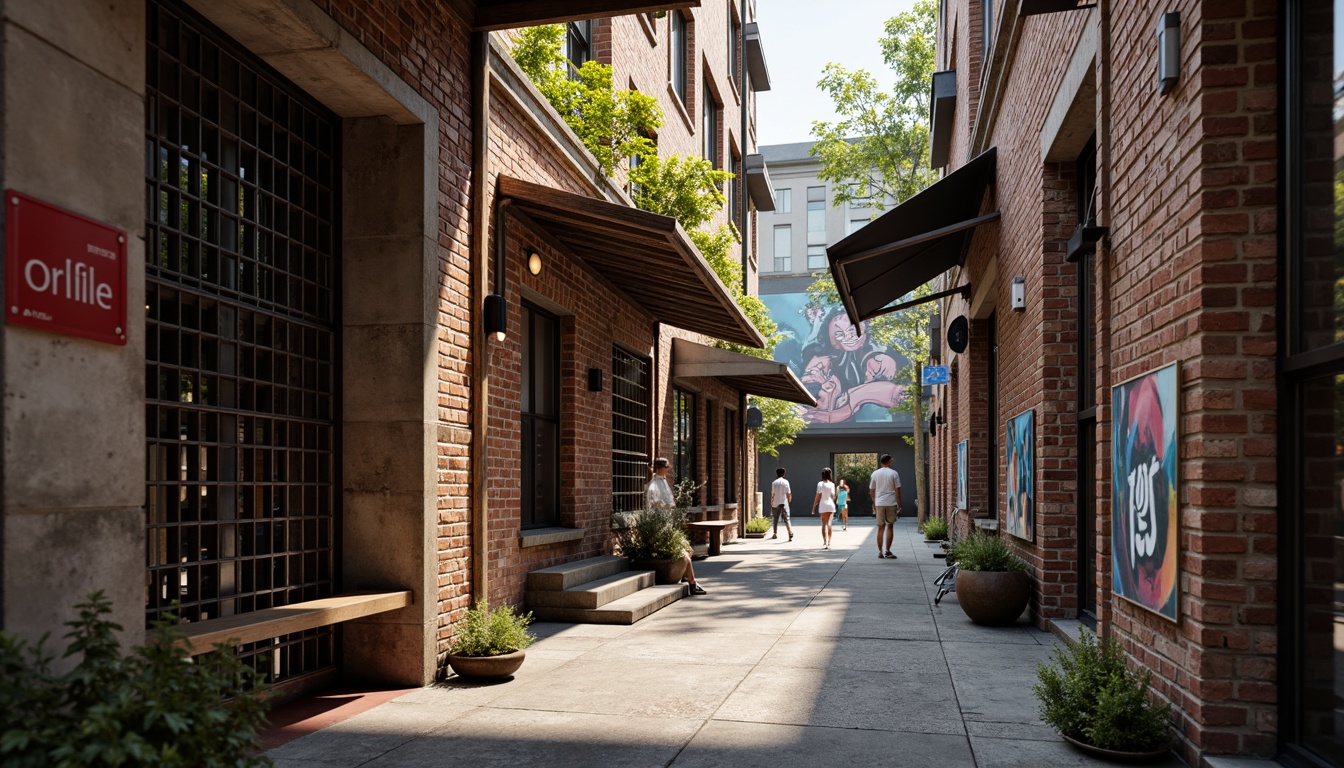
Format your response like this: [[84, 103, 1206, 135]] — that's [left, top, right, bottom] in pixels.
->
[[1111, 362, 1180, 622], [1005, 409, 1034, 541], [761, 292, 909, 428]]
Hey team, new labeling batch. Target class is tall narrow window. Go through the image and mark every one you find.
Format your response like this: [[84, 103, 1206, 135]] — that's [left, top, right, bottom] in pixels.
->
[[1075, 134, 1098, 626], [521, 303, 560, 528], [673, 388, 697, 497], [566, 20, 593, 77], [612, 346, 650, 513], [807, 246, 827, 271], [728, 152, 741, 228], [702, 77, 718, 168], [670, 12, 688, 107], [705, 404, 716, 505], [724, 409, 737, 503], [729, 14, 741, 88], [773, 225, 792, 272], [775, 188, 792, 213], [807, 186, 826, 245]]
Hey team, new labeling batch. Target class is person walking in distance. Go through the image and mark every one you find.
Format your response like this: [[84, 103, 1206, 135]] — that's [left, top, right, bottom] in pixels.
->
[[837, 478, 850, 531], [870, 454, 903, 559], [769, 467, 794, 542], [812, 468, 838, 549]]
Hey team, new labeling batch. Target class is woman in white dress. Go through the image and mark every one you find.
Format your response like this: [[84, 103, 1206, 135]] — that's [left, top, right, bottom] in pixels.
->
[[645, 457, 706, 595], [812, 467, 838, 549]]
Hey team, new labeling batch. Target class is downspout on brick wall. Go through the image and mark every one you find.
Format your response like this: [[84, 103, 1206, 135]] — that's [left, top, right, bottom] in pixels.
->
[[739, 0, 749, 289], [470, 30, 491, 607]]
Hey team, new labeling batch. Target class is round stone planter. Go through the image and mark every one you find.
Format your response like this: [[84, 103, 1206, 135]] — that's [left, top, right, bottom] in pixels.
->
[[954, 569, 1030, 626], [630, 557, 688, 585], [1061, 734, 1172, 762], [446, 650, 526, 681], [744, 531, 767, 539]]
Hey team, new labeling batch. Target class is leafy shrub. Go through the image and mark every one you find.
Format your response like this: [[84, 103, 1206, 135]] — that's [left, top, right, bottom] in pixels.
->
[[450, 601, 536, 658], [947, 530, 1027, 572], [1034, 629, 1171, 752], [920, 516, 949, 540], [0, 591, 272, 767], [745, 516, 772, 534], [613, 508, 690, 561]]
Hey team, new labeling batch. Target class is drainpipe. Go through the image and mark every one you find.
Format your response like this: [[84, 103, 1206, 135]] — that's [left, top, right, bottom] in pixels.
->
[[739, 0, 749, 289], [470, 30, 491, 608]]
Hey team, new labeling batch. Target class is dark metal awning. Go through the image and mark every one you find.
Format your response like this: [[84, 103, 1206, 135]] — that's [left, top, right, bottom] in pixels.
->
[[474, 1, 700, 31], [828, 147, 999, 325], [672, 339, 816, 406], [498, 176, 765, 348], [744, 154, 776, 212]]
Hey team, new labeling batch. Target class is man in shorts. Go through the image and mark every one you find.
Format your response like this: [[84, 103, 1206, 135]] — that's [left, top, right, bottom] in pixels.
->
[[870, 454, 903, 559], [770, 467, 793, 542]]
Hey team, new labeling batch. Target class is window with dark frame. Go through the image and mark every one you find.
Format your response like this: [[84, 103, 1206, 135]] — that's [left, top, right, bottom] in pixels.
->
[[728, 151, 741, 228], [1075, 134, 1098, 627], [673, 388, 696, 498], [703, 75, 718, 168], [671, 11, 688, 107], [521, 303, 560, 528], [566, 19, 593, 77], [705, 404, 715, 506], [144, 0, 340, 685], [724, 409, 737, 503], [612, 346, 650, 513]]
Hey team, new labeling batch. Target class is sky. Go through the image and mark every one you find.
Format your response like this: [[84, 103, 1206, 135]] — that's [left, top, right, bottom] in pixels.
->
[[754, 0, 918, 147]]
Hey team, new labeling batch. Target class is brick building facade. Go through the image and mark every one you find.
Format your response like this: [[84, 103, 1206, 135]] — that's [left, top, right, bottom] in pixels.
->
[[0, 0, 799, 702], [825, 0, 1335, 764]]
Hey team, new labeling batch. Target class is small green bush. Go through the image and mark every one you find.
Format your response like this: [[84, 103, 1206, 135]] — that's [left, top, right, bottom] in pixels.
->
[[613, 507, 690, 561], [1034, 629, 1171, 752], [0, 591, 272, 767], [947, 530, 1027, 572], [745, 516, 772, 534], [920, 516, 949, 540], [450, 601, 536, 658]]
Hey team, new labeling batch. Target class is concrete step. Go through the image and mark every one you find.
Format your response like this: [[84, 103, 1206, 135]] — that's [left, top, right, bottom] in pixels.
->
[[526, 570, 656, 609], [525, 555, 630, 592], [529, 583, 687, 625]]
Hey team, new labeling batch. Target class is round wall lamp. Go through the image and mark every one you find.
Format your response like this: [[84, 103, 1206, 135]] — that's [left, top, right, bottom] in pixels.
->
[[527, 250, 543, 276]]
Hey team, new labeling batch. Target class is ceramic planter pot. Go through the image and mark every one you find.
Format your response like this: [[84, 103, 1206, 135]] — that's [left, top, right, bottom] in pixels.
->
[[447, 650, 526, 680], [955, 569, 1030, 625], [1061, 733, 1172, 762], [630, 557, 688, 585], [744, 531, 767, 539]]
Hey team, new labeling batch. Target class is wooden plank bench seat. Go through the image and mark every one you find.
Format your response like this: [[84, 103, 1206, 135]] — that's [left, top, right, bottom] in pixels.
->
[[169, 590, 413, 656], [687, 520, 739, 557]]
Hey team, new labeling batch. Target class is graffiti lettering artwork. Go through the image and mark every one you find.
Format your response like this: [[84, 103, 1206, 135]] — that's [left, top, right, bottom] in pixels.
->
[[956, 440, 967, 510], [762, 293, 906, 427], [1111, 362, 1179, 622]]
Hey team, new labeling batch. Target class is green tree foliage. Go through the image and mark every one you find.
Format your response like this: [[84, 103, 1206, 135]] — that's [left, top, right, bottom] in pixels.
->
[[810, 0, 938, 209], [511, 25, 661, 176], [807, 1, 938, 521], [0, 592, 272, 767], [751, 396, 806, 458]]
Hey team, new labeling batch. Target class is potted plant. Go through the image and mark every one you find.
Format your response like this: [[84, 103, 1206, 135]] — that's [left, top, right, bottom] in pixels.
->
[[744, 515, 771, 538], [446, 600, 536, 681], [1034, 629, 1173, 759], [921, 516, 950, 543], [612, 507, 690, 583], [946, 529, 1030, 625]]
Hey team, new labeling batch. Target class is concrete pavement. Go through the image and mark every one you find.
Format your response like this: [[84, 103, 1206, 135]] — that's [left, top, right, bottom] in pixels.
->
[[266, 517, 1189, 767]]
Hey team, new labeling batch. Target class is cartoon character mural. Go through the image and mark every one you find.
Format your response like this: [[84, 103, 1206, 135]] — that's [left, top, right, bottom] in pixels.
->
[[762, 293, 906, 426]]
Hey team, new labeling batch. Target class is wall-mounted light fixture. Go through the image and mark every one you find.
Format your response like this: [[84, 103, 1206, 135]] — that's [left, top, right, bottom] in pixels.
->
[[1011, 277, 1026, 312], [587, 367, 604, 392], [745, 404, 763, 429], [1157, 12, 1180, 95], [527, 250, 543, 276], [484, 293, 506, 342]]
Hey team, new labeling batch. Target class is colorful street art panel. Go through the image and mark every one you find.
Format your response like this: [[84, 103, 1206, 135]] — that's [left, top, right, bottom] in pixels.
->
[[1004, 409, 1034, 541], [1111, 362, 1180, 622], [956, 440, 967, 510], [761, 291, 909, 427]]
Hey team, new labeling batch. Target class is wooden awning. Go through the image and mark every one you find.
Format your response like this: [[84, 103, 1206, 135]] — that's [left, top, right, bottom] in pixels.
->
[[474, 1, 700, 31], [499, 176, 765, 348], [672, 339, 815, 405]]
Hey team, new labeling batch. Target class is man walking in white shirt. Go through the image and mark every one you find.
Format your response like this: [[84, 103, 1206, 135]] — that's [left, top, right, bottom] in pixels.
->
[[769, 467, 793, 542], [870, 454, 903, 559]]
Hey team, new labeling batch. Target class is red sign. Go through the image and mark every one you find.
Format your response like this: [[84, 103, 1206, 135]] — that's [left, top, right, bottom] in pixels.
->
[[6, 190, 127, 346]]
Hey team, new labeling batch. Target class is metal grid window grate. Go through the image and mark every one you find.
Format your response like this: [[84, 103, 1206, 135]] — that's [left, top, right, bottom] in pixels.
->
[[144, 0, 338, 684], [674, 388, 696, 494], [724, 409, 736, 503], [612, 347, 650, 513]]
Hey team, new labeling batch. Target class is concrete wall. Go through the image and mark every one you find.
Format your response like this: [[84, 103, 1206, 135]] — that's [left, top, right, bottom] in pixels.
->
[[760, 434, 918, 517]]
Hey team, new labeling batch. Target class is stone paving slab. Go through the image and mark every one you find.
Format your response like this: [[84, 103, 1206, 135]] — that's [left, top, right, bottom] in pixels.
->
[[267, 518, 1190, 768]]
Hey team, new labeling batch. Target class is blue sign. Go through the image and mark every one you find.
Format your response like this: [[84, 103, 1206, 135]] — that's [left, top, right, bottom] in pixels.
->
[[923, 365, 950, 385]]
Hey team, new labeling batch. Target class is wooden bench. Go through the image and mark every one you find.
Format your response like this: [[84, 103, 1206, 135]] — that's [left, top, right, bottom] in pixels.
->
[[687, 520, 739, 557], [167, 590, 413, 656]]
